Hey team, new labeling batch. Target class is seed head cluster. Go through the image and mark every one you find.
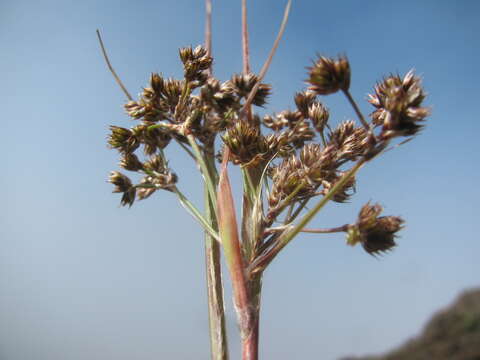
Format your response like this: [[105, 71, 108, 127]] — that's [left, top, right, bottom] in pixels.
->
[[307, 55, 351, 95], [346, 202, 404, 255], [107, 46, 429, 257], [368, 70, 430, 139]]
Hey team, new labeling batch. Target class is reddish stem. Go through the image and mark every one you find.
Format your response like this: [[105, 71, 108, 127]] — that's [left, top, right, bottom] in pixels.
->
[[242, 0, 251, 74], [205, 0, 213, 77], [242, 324, 259, 360], [301, 224, 350, 233]]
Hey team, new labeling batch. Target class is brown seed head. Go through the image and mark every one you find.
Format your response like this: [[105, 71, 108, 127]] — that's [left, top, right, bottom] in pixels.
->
[[137, 180, 157, 200], [229, 73, 271, 106], [150, 73, 165, 95], [124, 101, 146, 119], [119, 153, 144, 172], [368, 70, 429, 139], [320, 171, 356, 203], [141, 156, 178, 191], [269, 143, 339, 211], [222, 121, 270, 166], [282, 110, 304, 129], [200, 78, 238, 116], [269, 155, 306, 208], [108, 126, 140, 154], [299, 143, 337, 184], [143, 155, 167, 173], [284, 119, 315, 148], [262, 114, 288, 131], [162, 78, 184, 112], [328, 120, 369, 162], [294, 91, 316, 117], [268, 131, 295, 157], [347, 202, 404, 255], [124, 96, 169, 123], [109, 171, 132, 193], [179, 46, 212, 84], [108, 171, 135, 207], [308, 102, 329, 133], [307, 55, 351, 95], [131, 125, 171, 155]]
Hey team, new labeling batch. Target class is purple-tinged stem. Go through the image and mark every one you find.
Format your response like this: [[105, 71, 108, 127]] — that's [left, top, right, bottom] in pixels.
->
[[242, 0, 251, 74], [301, 224, 350, 234]]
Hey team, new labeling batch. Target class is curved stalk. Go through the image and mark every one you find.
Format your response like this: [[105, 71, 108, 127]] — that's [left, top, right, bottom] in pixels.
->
[[342, 89, 370, 132], [96, 29, 133, 101], [172, 186, 220, 242]]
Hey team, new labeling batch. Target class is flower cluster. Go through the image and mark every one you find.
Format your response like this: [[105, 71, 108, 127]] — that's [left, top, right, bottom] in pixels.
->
[[346, 202, 404, 255], [368, 70, 430, 139], [107, 46, 429, 258], [107, 46, 275, 206], [308, 55, 351, 95]]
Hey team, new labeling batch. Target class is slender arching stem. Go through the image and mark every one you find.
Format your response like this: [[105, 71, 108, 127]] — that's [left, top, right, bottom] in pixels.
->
[[342, 89, 370, 132], [96, 30, 133, 101]]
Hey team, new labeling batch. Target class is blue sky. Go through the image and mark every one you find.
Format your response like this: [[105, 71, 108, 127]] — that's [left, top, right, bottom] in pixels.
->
[[1, 0, 479, 359]]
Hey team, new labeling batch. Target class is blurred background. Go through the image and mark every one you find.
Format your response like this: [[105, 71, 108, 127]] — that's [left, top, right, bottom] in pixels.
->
[[1, 0, 479, 359]]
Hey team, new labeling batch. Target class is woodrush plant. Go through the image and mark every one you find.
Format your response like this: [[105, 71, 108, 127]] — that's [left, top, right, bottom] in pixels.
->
[[100, 1, 430, 359]]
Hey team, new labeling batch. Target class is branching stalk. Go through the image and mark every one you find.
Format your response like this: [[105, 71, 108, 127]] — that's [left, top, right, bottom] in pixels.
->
[[342, 89, 370, 131], [173, 186, 220, 242], [240, 0, 292, 119], [103, 1, 428, 358], [301, 224, 350, 234], [96, 30, 133, 101], [250, 158, 366, 273], [204, 165, 229, 360], [187, 134, 218, 213]]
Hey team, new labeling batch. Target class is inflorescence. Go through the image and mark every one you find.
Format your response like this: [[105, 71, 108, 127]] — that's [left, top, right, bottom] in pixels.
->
[[107, 47, 429, 256]]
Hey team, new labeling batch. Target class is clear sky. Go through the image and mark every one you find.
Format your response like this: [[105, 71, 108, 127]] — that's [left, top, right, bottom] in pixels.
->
[[1, 0, 479, 359]]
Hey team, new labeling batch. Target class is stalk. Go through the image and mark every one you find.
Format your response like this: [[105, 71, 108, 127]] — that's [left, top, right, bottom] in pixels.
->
[[240, 1, 261, 358], [342, 89, 370, 132], [204, 153, 229, 360], [203, 1, 229, 357], [96, 30, 133, 101], [235, 1, 292, 357], [241, 166, 263, 360], [241, 0, 251, 75]]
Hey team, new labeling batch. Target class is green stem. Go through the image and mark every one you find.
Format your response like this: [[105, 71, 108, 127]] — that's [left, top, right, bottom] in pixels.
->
[[175, 138, 196, 160], [203, 153, 229, 360], [187, 134, 218, 215], [285, 197, 309, 224], [342, 89, 371, 132], [203, 1, 228, 357], [173, 186, 220, 242]]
